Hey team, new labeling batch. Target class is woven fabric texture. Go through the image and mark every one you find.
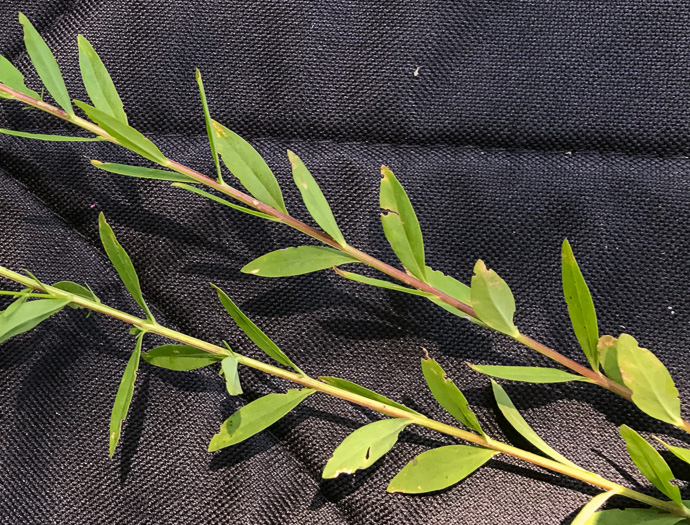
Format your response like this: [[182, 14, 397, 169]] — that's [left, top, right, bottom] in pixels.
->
[[1, 2, 690, 524]]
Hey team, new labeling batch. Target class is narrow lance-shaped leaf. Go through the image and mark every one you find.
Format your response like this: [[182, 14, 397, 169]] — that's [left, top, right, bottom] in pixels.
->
[[323, 418, 411, 479], [18, 13, 73, 115], [318, 376, 420, 415], [209, 388, 315, 451], [0, 129, 101, 141], [491, 380, 579, 468], [387, 445, 496, 494], [333, 267, 429, 296], [98, 213, 155, 322], [172, 183, 275, 220], [421, 355, 484, 435], [584, 507, 686, 525], [221, 355, 242, 396], [619, 425, 682, 505], [380, 166, 426, 282], [571, 490, 619, 525], [598, 335, 624, 385], [78, 35, 127, 124], [469, 364, 590, 384], [616, 334, 683, 427], [471, 260, 519, 337], [0, 298, 68, 345], [91, 160, 191, 182], [425, 267, 475, 321], [0, 55, 41, 99], [51, 280, 100, 311], [211, 284, 303, 374], [211, 120, 287, 213], [562, 239, 600, 370], [195, 70, 222, 182], [109, 332, 143, 457], [142, 344, 223, 371], [655, 438, 690, 467], [242, 246, 359, 277], [74, 101, 167, 164], [289, 150, 346, 246]]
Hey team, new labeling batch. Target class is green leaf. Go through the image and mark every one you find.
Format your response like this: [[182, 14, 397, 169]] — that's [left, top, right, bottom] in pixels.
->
[[562, 239, 600, 370], [571, 491, 619, 525], [211, 120, 287, 213], [142, 344, 222, 371], [221, 355, 242, 396], [98, 213, 155, 322], [109, 332, 143, 457], [617, 334, 683, 427], [172, 183, 275, 220], [91, 160, 190, 182], [0, 55, 40, 99], [241, 246, 358, 277], [289, 150, 345, 245], [585, 508, 688, 525], [491, 380, 578, 468], [0, 128, 101, 141], [471, 260, 519, 337], [425, 267, 473, 320], [387, 445, 496, 494], [619, 425, 682, 504], [51, 280, 100, 310], [211, 284, 302, 374], [655, 438, 690, 467], [0, 298, 68, 344], [421, 355, 484, 435], [195, 70, 222, 182], [323, 418, 411, 479], [598, 335, 624, 385], [318, 376, 420, 415], [77, 35, 127, 124], [208, 388, 315, 451], [18, 13, 73, 115], [333, 267, 429, 296], [469, 364, 590, 384], [380, 166, 426, 282], [74, 101, 166, 164]]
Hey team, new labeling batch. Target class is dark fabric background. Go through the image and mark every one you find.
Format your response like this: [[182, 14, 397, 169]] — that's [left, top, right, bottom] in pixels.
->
[[1, 1, 689, 524]]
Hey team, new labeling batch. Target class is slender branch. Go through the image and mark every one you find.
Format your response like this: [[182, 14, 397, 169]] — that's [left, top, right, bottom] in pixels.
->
[[0, 264, 687, 518]]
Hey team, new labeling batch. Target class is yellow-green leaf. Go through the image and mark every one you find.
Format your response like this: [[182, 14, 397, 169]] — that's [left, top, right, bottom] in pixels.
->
[[617, 334, 683, 427], [323, 418, 411, 479], [655, 438, 690, 467], [142, 344, 222, 371], [221, 355, 242, 396], [333, 267, 429, 296], [78, 35, 127, 124], [0, 298, 68, 344], [19, 13, 73, 115], [92, 160, 191, 182], [571, 491, 619, 525], [195, 70, 222, 182], [318, 376, 420, 415], [387, 445, 496, 494], [0, 128, 101, 141], [172, 183, 275, 220], [0, 55, 40, 99], [471, 260, 519, 337], [109, 332, 143, 457], [584, 507, 686, 525], [425, 267, 473, 319], [241, 246, 358, 277], [598, 335, 624, 385], [211, 120, 287, 213], [208, 388, 315, 451], [470, 364, 589, 384]]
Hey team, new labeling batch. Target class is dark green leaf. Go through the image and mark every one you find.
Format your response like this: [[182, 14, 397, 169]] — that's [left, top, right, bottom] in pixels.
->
[[0, 128, 100, 141], [470, 364, 590, 384], [91, 160, 190, 182], [195, 70, 222, 182], [74, 101, 166, 164], [471, 260, 519, 337], [562, 239, 600, 370], [109, 333, 143, 457], [172, 183, 274, 220], [571, 491, 618, 525], [0, 298, 68, 344], [98, 213, 155, 322], [387, 445, 496, 494], [208, 388, 315, 451], [241, 246, 358, 277], [18, 13, 73, 115], [380, 166, 426, 282], [78, 35, 127, 124], [333, 267, 429, 296], [598, 335, 624, 385], [289, 150, 345, 245], [211, 120, 287, 213], [586, 508, 688, 525], [319, 376, 420, 415], [221, 355, 242, 396], [421, 355, 484, 435], [323, 418, 411, 479], [617, 334, 683, 427], [51, 280, 100, 310], [212, 284, 302, 374], [0, 55, 40, 99], [619, 425, 682, 504], [142, 344, 222, 371], [491, 380, 578, 468]]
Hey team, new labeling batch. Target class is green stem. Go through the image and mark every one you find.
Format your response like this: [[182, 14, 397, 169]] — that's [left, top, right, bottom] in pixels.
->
[[0, 264, 687, 518]]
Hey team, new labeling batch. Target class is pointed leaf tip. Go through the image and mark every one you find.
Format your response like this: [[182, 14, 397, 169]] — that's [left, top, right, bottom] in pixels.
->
[[471, 260, 519, 337]]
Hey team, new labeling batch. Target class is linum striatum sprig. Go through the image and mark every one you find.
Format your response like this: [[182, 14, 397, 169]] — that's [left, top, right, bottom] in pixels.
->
[[1, 13, 690, 522]]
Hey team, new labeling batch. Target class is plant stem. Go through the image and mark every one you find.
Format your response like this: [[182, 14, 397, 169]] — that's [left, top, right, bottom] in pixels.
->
[[1, 82, 687, 433], [0, 264, 686, 518]]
